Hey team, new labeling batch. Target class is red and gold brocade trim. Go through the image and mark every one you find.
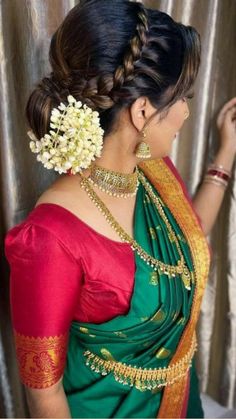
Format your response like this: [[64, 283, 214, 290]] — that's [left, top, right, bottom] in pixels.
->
[[139, 159, 211, 418], [13, 330, 68, 389]]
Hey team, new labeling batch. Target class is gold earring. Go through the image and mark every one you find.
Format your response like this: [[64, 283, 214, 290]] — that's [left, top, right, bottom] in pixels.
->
[[184, 111, 190, 120], [135, 129, 151, 159]]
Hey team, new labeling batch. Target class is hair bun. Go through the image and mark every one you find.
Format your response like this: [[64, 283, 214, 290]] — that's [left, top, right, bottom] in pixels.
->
[[40, 75, 69, 101]]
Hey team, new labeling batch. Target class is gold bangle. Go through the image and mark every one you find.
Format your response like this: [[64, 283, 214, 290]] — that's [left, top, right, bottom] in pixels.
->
[[204, 174, 228, 186], [203, 176, 228, 189]]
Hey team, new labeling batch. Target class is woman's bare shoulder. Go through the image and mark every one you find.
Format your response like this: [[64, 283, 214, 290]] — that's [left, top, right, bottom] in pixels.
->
[[35, 174, 82, 208]]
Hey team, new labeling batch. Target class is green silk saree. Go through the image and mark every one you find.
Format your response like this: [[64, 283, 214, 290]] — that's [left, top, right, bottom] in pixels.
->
[[63, 158, 211, 418]]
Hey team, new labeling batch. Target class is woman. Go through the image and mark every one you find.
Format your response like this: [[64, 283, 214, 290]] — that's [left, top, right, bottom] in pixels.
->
[[4, 0, 236, 417]]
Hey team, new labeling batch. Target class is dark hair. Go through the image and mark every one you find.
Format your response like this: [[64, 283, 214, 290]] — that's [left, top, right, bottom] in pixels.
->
[[26, 0, 201, 139]]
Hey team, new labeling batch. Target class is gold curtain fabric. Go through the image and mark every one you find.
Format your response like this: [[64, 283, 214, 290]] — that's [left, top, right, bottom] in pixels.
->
[[0, 0, 235, 417]]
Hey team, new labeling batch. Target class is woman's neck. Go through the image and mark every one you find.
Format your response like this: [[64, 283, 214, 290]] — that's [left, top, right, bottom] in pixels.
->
[[92, 129, 139, 175]]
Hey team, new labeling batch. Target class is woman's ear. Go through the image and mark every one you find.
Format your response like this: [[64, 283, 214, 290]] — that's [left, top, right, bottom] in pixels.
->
[[129, 97, 156, 131], [129, 97, 148, 131]]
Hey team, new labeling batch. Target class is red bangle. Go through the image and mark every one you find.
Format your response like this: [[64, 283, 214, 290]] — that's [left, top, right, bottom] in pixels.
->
[[208, 164, 231, 176], [207, 169, 230, 181]]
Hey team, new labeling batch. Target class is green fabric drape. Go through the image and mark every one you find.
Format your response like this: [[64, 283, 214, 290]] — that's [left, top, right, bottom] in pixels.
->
[[63, 169, 202, 418]]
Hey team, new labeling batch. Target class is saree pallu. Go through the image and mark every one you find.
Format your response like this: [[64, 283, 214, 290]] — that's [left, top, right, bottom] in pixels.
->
[[63, 158, 211, 418]]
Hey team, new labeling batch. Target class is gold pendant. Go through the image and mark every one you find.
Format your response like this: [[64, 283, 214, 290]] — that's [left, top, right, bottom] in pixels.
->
[[182, 265, 192, 290]]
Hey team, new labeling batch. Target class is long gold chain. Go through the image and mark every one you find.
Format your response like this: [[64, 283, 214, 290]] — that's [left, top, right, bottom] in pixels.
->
[[79, 170, 193, 290], [138, 170, 193, 289]]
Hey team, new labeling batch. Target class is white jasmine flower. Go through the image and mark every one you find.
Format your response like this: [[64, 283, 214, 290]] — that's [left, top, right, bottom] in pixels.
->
[[58, 103, 66, 111], [27, 94, 104, 174]]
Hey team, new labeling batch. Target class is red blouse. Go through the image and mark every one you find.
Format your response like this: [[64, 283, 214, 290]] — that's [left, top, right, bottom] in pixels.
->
[[5, 203, 137, 330], [4, 203, 136, 388]]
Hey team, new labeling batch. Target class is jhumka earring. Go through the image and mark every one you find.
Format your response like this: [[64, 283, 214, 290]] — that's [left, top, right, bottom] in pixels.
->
[[135, 128, 151, 159]]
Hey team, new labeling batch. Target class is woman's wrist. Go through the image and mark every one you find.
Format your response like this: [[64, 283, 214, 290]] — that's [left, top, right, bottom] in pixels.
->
[[202, 145, 235, 190], [211, 144, 235, 173]]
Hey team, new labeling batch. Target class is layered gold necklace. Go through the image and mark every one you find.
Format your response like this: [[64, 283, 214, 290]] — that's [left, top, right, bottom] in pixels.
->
[[80, 166, 193, 290]]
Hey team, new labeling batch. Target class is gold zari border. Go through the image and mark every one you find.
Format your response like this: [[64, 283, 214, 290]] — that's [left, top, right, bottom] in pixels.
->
[[139, 159, 211, 418], [84, 333, 197, 391], [14, 330, 68, 389]]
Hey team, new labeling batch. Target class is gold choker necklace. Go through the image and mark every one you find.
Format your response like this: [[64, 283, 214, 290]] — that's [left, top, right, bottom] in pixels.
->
[[87, 164, 139, 198]]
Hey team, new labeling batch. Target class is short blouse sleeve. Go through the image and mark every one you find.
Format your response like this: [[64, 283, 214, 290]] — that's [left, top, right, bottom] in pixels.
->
[[4, 221, 83, 389]]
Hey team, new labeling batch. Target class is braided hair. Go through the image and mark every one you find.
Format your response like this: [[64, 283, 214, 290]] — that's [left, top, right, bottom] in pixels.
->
[[26, 0, 201, 139]]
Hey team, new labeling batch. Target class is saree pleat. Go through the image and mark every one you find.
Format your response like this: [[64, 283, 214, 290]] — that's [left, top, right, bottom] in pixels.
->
[[61, 158, 211, 418]]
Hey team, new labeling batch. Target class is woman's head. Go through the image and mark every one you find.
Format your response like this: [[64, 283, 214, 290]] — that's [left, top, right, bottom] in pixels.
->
[[26, 0, 201, 158]]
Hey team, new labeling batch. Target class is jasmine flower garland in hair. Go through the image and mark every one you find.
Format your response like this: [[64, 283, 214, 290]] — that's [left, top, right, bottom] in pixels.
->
[[27, 95, 104, 175]]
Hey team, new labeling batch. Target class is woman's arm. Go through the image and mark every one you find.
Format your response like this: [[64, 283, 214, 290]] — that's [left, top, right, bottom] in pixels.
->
[[192, 145, 235, 236], [25, 378, 71, 418], [192, 98, 236, 236], [4, 218, 84, 418]]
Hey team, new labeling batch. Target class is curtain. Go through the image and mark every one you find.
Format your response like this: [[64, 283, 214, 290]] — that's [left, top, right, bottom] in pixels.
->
[[0, 0, 235, 417]]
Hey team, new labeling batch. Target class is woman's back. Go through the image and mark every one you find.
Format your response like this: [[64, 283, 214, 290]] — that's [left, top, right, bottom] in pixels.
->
[[35, 171, 137, 242]]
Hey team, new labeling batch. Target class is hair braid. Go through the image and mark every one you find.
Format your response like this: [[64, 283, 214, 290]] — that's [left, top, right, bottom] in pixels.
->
[[64, 8, 149, 111], [76, 73, 115, 110], [113, 9, 149, 90]]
